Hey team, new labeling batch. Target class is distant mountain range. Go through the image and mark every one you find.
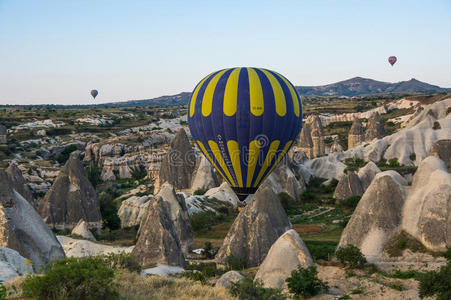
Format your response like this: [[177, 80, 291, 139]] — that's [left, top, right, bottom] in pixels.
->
[[295, 77, 450, 97], [96, 77, 448, 108], [3, 77, 449, 108]]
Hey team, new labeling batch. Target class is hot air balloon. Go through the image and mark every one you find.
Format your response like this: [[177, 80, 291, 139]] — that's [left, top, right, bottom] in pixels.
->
[[90, 89, 98, 99], [188, 67, 303, 201], [388, 56, 397, 66]]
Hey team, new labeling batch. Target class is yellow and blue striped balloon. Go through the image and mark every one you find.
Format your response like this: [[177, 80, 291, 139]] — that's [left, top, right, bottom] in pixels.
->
[[188, 67, 303, 200]]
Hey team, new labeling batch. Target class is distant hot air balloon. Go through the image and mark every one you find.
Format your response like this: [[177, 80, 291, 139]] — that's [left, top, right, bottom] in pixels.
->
[[188, 67, 303, 201], [90, 89, 98, 99], [388, 56, 397, 66]]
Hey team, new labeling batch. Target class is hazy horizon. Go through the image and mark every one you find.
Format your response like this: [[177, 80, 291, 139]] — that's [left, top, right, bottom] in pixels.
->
[[1, 0, 451, 105]]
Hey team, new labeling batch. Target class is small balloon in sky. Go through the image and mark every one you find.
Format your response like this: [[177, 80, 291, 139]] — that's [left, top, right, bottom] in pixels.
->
[[388, 56, 397, 66], [91, 89, 98, 99]]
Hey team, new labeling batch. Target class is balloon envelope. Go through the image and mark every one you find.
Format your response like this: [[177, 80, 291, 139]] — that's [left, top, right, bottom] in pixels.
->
[[188, 67, 303, 200], [388, 56, 397, 66], [90, 89, 98, 99]]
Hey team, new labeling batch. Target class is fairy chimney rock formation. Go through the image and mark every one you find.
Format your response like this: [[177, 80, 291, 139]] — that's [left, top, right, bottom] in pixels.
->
[[297, 123, 313, 159], [215, 184, 292, 268], [39, 152, 101, 231], [365, 112, 385, 142], [158, 128, 196, 191], [132, 197, 187, 268], [348, 118, 364, 149]]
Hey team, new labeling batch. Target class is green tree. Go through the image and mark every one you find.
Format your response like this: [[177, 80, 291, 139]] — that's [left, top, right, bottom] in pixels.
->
[[286, 265, 328, 299]]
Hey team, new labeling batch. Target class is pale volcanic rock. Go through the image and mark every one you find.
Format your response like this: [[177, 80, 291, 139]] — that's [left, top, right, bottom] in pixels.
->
[[204, 182, 239, 207], [0, 171, 65, 268], [254, 229, 313, 289], [5, 163, 37, 208], [364, 112, 385, 142], [261, 162, 305, 201], [333, 172, 364, 201], [215, 184, 292, 267], [57, 236, 132, 258], [338, 171, 407, 262], [357, 161, 381, 190], [428, 139, 451, 172], [329, 139, 344, 153], [71, 219, 96, 241], [297, 124, 313, 159], [310, 115, 325, 157], [132, 197, 187, 267], [215, 271, 244, 289], [191, 156, 219, 193], [158, 128, 196, 191], [156, 183, 194, 254], [118, 195, 153, 228], [348, 118, 364, 149], [401, 156, 451, 252], [39, 152, 101, 231], [0, 247, 33, 281]]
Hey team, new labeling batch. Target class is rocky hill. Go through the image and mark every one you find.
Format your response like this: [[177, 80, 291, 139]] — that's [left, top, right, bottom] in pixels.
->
[[295, 77, 450, 97]]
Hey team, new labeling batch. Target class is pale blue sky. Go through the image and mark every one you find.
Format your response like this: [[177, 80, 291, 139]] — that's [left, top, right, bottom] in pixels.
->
[[1, 0, 450, 105]]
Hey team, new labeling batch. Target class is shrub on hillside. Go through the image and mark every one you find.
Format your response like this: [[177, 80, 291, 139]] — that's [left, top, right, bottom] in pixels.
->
[[225, 254, 247, 271], [21, 257, 119, 300], [201, 241, 219, 259], [418, 262, 451, 300], [230, 278, 286, 300], [99, 192, 121, 231], [190, 211, 225, 231], [335, 245, 367, 268], [102, 253, 141, 273], [339, 195, 362, 210], [86, 162, 102, 188], [278, 192, 296, 210], [130, 165, 147, 180], [286, 265, 328, 299]]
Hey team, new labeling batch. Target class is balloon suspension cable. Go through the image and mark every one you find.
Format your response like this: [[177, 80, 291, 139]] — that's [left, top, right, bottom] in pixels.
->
[[232, 187, 257, 202]]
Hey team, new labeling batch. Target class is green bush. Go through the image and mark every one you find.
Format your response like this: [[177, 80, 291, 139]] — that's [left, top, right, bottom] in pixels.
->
[[418, 262, 451, 300], [0, 280, 18, 299], [188, 262, 223, 278], [182, 271, 207, 284], [102, 253, 141, 273], [86, 162, 102, 188], [305, 241, 337, 261], [278, 192, 296, 210], [190, 211, 225, 231], [335, 245, 367, 268], [130, 165, 147, 180], [56, 144, 78, 164], [230, 278, 286, 300], [193, 189, 206, 195], [21, 257, 119, 300], [201, 241, 219, 259], [339, 195, 361, 210], [286, 265, 328, 299], [99, 192, 121, 231], [226, 254, 247, 271], [388, 158, 400, 167]]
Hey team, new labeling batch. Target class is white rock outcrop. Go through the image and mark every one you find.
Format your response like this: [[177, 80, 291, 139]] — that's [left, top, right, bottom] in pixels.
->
[[204, 182, 239, 207], [338, 171, 407, 262], [255, 229, 313, 289], [118, 195, 153, 228], [57, 236, 133, 258], [71, 219, 96, 241], [402, 156, 451, 252], [191, 156, 219, 193], [0, 247, 33, 281], [357, 161, 381, 190], [215, 271, 244, 289]]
